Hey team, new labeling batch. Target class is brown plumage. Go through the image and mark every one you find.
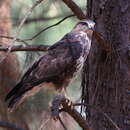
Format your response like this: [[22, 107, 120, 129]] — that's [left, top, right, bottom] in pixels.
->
[[5, 19, 95, 111]]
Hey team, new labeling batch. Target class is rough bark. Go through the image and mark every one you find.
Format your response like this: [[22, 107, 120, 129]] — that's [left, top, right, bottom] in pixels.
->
[[82, 0, 130, 129]]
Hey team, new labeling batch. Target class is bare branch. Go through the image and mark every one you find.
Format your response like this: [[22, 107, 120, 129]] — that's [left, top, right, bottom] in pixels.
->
[[0, 30, 112, 52], [0, 45, 49, 52], [23, 14, 75, 41], [62, 0, 86, 20], [18, 13, 75, 25], [61, 100, 90, 130], [0, 120, 24, 130], [0, 35, 29, 45], [0, 0, 45, 63], [0, 15, 75, 43]]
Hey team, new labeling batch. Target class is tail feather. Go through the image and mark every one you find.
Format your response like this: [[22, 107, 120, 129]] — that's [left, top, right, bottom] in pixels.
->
[[5, 83, 39, 111], [8, 95, 23, 112], [5, 82, 30, 111], [5, 81, 45, 111], [5, 82, 22, 102], [6, 89, 31, 111]]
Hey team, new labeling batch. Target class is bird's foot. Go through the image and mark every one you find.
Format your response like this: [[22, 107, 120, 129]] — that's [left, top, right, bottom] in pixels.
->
[[50, 93, 73, 120]]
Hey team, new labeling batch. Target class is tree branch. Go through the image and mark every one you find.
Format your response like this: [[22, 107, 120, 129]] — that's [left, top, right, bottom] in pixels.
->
[[0, 45, 49, 52], [0, 0, 45, 64], [0, 14, 75, 43], [0, 31, 112, 53], [61, 100, 90, 130], [17, 12, 76, 25], [62, 0, 86, 20], [23, 14, 75, 41], [0, 120, 24, 130], [0, 35, 29, 44]]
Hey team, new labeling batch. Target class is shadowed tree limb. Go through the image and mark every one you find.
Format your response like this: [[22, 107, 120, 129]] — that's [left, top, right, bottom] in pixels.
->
[[62, 0, 86, 20], [0, 45, 50, 52], [0, 1, 111, 53], [0, 0, 111, 53], [0, 30, 112, 53], [0, 120, 24, 130]]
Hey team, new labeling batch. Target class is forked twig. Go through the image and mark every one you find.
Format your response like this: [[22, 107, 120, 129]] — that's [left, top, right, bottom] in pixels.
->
[[0, 0, 45, 63], [0, 14, 75, 44]]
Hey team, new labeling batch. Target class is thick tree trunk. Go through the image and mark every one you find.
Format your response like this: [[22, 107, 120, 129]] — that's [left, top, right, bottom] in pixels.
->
[[82, 0, 130, 129]]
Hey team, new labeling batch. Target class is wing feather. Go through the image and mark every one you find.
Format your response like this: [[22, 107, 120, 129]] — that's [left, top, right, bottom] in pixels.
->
[[5, 32, 84, 110]]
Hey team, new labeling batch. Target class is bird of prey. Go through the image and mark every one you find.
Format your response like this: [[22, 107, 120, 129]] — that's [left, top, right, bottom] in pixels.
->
[[5, 19, 95, 111]]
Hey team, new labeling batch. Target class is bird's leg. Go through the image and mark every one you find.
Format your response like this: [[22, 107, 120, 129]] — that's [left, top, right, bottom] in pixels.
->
[[51, 93, 65, 120], [50, 90, 73, 120], [61, 88, 73, 108]]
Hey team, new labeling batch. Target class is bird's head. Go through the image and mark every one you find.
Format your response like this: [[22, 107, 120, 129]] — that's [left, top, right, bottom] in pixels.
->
[[73, 19, 95, 32]]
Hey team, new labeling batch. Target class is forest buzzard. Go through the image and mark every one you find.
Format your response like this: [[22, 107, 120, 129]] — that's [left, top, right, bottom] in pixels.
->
[[5, 19, 95, 111]]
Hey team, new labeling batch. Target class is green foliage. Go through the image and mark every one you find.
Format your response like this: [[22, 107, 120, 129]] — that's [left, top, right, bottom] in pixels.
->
[[11, 0, 85, 45]]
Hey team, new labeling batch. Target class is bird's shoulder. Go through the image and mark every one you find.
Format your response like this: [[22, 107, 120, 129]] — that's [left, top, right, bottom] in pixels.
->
[[21, 32, 84, 83], [48, 32, 84, 60]]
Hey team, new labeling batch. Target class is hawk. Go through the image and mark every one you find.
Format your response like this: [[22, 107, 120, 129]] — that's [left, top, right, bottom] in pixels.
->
[[5, 19, 95, 111]]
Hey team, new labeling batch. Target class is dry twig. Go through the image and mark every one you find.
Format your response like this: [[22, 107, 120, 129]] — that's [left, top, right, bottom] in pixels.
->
[[0, 14, 75, 44], [0, 35, 29, 44], [62, 0, 86, 20], [0, 0, 45, 63], [23, 14, 75, 41]]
